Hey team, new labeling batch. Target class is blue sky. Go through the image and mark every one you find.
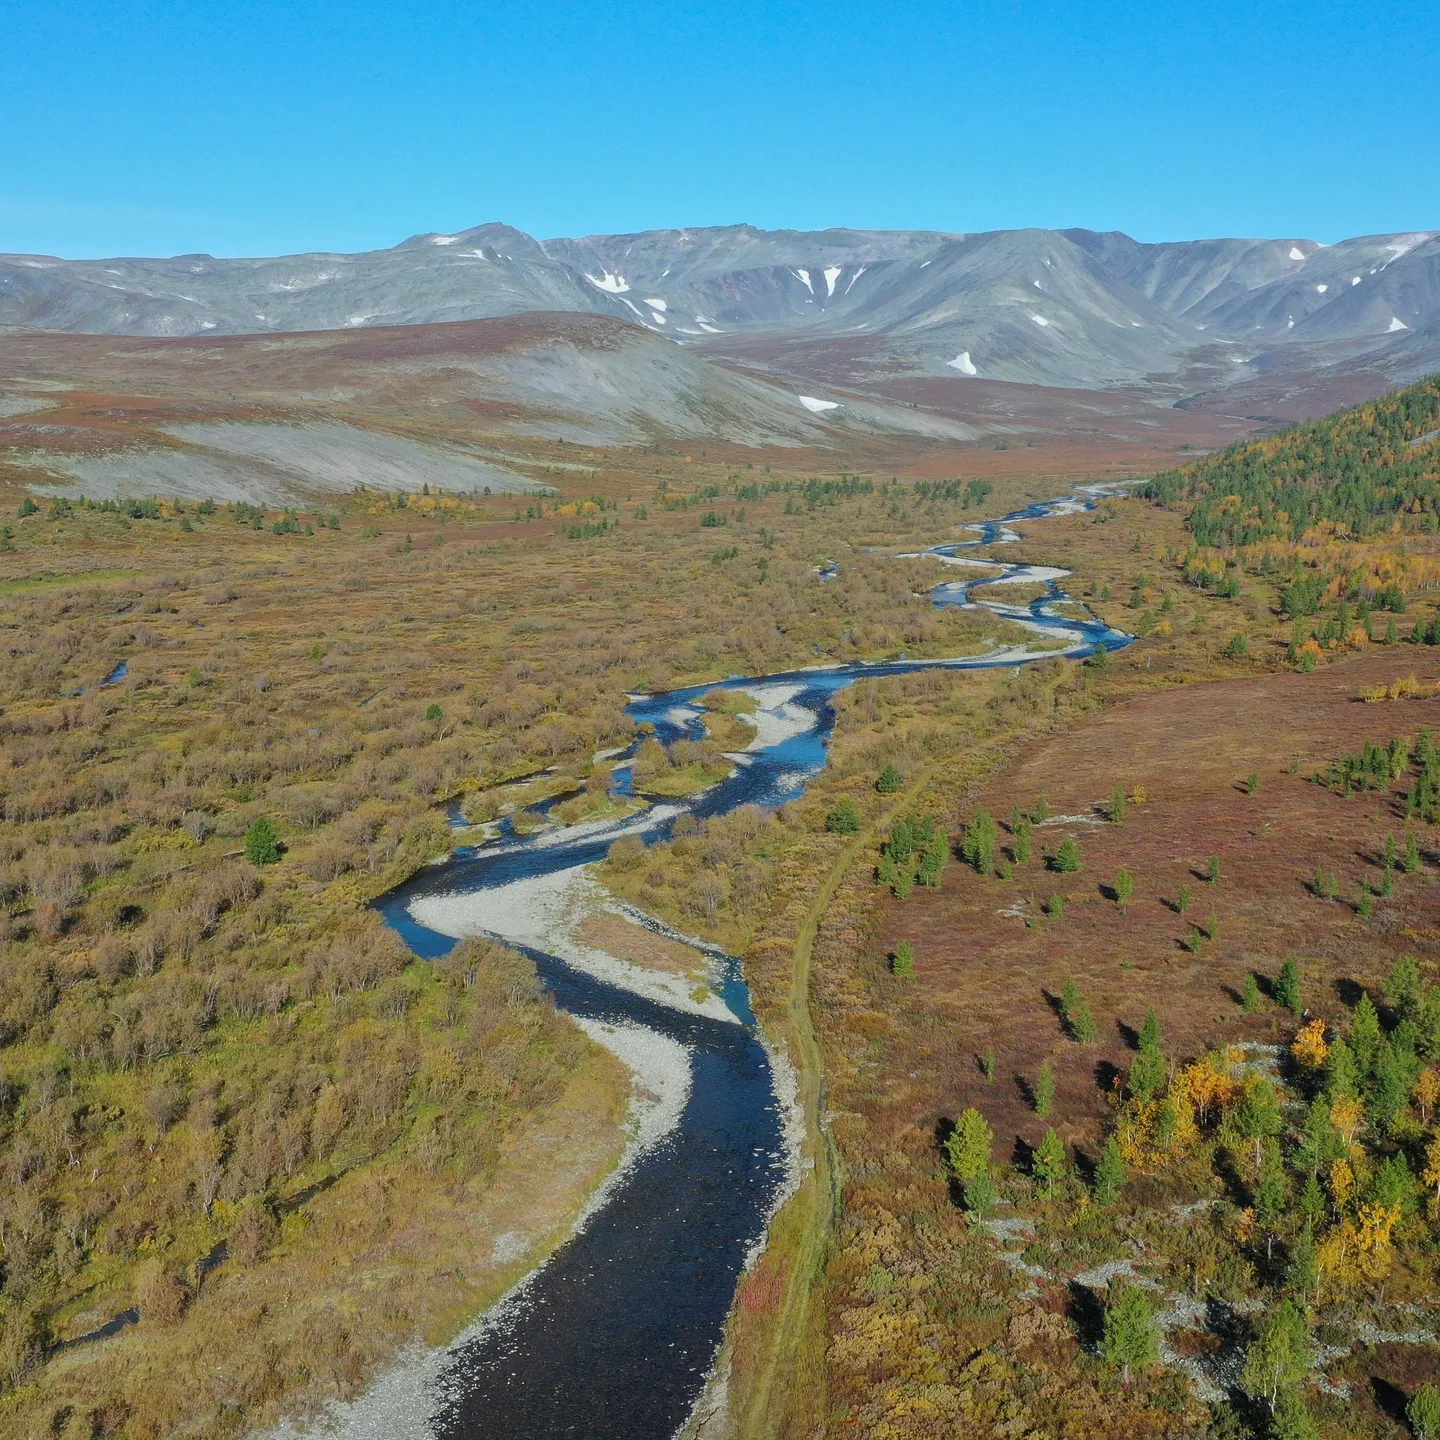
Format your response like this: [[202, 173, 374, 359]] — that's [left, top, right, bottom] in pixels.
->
[[4, 0, 1437, 257]]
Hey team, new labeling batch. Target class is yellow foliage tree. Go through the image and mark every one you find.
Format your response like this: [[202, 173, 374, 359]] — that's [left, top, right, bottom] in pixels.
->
[[1356, 1202, 1401, 1284], [1291, 1019, 1328, 1071], [1422, 1135, 1440, 1207], [1331, 1095, 1365, 1146], [1414, 1068, 1440, 1126], [1172, 1051, 1244, 1127], [1329, 1158, 1355, 1212]]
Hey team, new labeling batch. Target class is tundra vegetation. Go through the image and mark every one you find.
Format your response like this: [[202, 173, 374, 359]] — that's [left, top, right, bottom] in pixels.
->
[[715, 383, 1440, 1440], [0, 440, 1039, 1434], [3, 374, 1440, 1437]]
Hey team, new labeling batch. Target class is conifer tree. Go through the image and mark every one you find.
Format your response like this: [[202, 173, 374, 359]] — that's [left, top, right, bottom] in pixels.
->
[[1350, 992, 1381, 1076], [1129, 1039, 1167, 1104], [1254, 1139, 1289, 1258], [1410, 1386, 1440, 1440], [945, 1107, 994, 1185], [892, 941, 915, 978], [1113, 868, 1135, 911], [876, 762, 903, 794], [1053, 837, 1081, 873], [1033, 1127, 1067, 1197], [1271, 1390, 1319, 1440], [1285, 1224, 1318, 1304], [1275, 957, 1304, 1016], [961, 808, 999, 874], [243, 816, 281, 865], [1324, 1036, 1359, 1099], [1034, 1061, 1056, 1117], [918, 831, 949, 888], [1093, 1135, 1127, 1204], [1241, 972, 1262, 1014], [1073, 1003, 1100, 1044], [1386, 954, 1422, 1018], [1139, 1008, 1162, 1052], [1060, 975, 1079, 1020]]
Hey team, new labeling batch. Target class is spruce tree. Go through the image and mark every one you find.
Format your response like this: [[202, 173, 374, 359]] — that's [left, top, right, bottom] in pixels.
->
[[876, 762, 903, 794], [964, 1164, 996, 1215], [1323, 1036, 1359, 1099], [1254, 1139, 1289, 1258], [1386, 954, 1422, 1018], [1271, 1390, 1319, 1440], [1053, 837, 1081, 873], [919, 831, 949, 888], [1073, 1003, 1100, 1044], [1129, 1041, 1167, 1103], [243, 817, 281, 865], [892, 941, 915, 978], [1139, 1008, 1162, 1052], [961, 807, 999, 873]]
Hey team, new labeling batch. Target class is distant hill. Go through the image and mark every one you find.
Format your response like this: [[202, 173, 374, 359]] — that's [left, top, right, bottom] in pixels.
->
[[4, 222, 1437, 401]]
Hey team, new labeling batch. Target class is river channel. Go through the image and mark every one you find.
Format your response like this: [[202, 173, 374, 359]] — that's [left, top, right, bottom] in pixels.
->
[[325, 487, 1132, 1439]]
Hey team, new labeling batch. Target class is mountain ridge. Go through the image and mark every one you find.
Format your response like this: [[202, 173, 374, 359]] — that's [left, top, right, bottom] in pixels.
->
[[4, 220, 1435, 399]]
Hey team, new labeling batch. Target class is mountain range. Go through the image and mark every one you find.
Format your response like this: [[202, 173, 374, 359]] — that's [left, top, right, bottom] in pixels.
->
[[2, 222, 1437, 504], [4, 222, 1437, 399]]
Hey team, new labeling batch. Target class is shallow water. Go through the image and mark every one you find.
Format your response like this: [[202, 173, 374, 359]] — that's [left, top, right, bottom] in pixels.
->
[[373, 488, 1130, 1438]]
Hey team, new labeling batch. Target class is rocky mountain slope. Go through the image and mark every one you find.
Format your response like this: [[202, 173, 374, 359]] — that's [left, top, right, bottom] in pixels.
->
[[4, 223, 1437, 401]]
